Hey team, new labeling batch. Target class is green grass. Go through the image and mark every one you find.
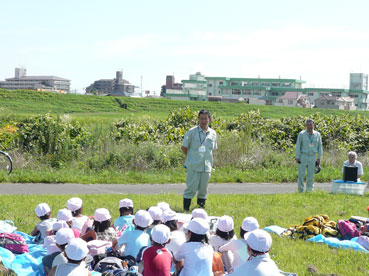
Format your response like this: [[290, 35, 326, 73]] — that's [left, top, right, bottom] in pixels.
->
[[1, 192, 369, 275], [0, 165, 359, 184], [1, 89, 369, 123]]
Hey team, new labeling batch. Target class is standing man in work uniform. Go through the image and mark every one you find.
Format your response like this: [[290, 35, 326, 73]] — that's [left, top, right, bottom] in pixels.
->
[[181, 110, 217, 211], [295, 119, 323, 193]]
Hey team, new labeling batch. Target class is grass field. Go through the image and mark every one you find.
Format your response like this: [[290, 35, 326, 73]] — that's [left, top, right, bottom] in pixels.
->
[[1, 192, 369, 275], [2, 89, 369, 123]]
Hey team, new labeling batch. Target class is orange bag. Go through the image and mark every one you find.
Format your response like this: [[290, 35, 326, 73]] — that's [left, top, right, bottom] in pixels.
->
[[212, 251, 225, 273]]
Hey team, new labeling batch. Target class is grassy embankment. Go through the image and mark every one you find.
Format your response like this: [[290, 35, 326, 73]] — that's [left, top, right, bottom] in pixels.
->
[[1, 89, 368, 184], [1, 192, 369, 275]]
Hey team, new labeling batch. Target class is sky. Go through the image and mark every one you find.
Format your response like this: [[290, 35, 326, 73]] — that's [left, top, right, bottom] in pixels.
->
[[1, 0, 369, 94]]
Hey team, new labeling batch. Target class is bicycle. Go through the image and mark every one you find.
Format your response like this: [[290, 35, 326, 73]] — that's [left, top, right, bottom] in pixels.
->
[[0, 151, 12, 175]]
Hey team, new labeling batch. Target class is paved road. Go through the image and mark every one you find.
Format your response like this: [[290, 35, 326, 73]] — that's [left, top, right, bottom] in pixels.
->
[[0, 182, 337, 195]]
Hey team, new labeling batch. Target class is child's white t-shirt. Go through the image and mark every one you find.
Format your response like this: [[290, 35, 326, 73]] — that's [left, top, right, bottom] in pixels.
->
[[166, 230, 186, 255], [37, 218, 57, 243], [72, 216, 88, 232], [219, 239, 249, 269], [174, 242, 213, 276], [209, 234, 237, 252]]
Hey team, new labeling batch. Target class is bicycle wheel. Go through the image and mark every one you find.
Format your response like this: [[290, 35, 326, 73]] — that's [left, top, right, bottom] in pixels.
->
[[0, 152, 12, 175]]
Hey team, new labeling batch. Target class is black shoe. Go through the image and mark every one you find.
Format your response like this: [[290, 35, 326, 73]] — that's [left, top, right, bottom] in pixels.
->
[[197, 198, 206, 208], [183, 198, 192, 211]]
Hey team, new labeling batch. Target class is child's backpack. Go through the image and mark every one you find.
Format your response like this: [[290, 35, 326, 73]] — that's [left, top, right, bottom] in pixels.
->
[[0, 233, 29, 254], [212, 252, 225, 274], [337, 220, 360, 240], [95, 256, 125, 273]]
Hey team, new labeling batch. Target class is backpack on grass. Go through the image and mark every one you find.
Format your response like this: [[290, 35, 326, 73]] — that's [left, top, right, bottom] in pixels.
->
[[337, 220, 359, 240], [0, 233, 29, 254]]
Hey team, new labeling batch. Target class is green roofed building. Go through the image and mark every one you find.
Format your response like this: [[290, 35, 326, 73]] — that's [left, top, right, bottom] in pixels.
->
[[162, 72, 369, 110]]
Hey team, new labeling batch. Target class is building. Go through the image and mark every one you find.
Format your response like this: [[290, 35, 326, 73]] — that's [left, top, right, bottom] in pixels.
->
[[275, 92, 310, 107], [315, 94, 356, 110], [86, 71, 135, 95], [164, 75, 183, 95], [0, 68, 70, 93], [350, 73, 368, 90], [162, 72, 369, 110], [164, 72, 207, 101]]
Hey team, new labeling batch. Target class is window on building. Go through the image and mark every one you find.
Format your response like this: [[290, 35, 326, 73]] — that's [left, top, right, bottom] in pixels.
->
[[232, 89, 241, 95], [278, 99, 283, 103], [208, 84, 212, 87], [219, 81, 224, 85], [272, 82, 280, 87], [254, 90, 262, 95], [245, 90, 252, 95], [288, 100, 293, 105], [308, 93, 314, 96], [230, 82, 238, 86]]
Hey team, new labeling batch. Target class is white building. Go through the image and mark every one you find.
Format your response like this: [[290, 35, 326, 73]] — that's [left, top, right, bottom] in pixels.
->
[[0, 68, 70, 93]]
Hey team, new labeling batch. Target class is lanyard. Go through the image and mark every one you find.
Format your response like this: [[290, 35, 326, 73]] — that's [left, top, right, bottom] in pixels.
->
[[307, 132, 314, 143], [198, 126, 208, 145]]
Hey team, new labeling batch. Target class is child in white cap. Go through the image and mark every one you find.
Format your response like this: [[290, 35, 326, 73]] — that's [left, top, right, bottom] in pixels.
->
[[146, 206, 163, 235], [162, 210, 186, 256], [210, 215, 237, 252], [42, 226, 73, 275], [50, 238, 91, 276], [31, 203, 57, 244], [113, 210, 152, 259], [83, 208, 116, 242], [138, 224, 172, 276], [51, 228, 76, 270], [114, 198, 135, 232], [57, 208, 80, 238], [174, 218, 213, 276], [219, 217, 259, 271], [227, 229, 282, 276], [67, 197, 89, 233]]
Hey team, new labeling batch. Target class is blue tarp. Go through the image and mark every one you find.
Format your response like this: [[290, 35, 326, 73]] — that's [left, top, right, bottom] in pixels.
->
[[0, 232, 46, 276], [307, 234, 368, 253], [264, 226, 369, 253]]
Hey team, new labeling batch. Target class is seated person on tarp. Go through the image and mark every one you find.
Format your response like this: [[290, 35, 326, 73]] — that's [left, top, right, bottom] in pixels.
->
[[342, 151, 363, 181]]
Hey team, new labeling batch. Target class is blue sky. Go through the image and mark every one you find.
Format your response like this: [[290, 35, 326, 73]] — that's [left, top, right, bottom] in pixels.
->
[[1, 0, 369, 94]]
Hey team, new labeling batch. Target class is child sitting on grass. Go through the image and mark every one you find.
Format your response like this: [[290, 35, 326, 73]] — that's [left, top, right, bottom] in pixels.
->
[[49, 238, 92, 276], [113, 209, 152, 259], [31, 203, 57, 244], [67, 197, 89, 233], [82, 208, 116, 242], [139, 224, 172, 276], [219, 217, 259, 271], [147, 206, 163, 235], [114, 198, 135, 232]]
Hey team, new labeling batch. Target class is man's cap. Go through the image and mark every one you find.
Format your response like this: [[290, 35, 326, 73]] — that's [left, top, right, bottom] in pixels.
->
[[55, 228, 75, 245], [94, 208, 111, 222], [217, 215, 234, 232], [65, 238, 89, 261], [192, 208, 208, 221], [161, 210, 177, 223], [186, 218, 209, 235], [52, 221, 69, 232], [245, 229, 272, 253], [134, 210, 153, 228], [148, 206, 163, 221], [241, 217, 259, 232], [35, 203, 51, 217], [151, 224, 171, 245], [67, 197, 83, 212], [157, 202, 171, 212], [119, 198, 133, 208], [57, 208, 73, 222]]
